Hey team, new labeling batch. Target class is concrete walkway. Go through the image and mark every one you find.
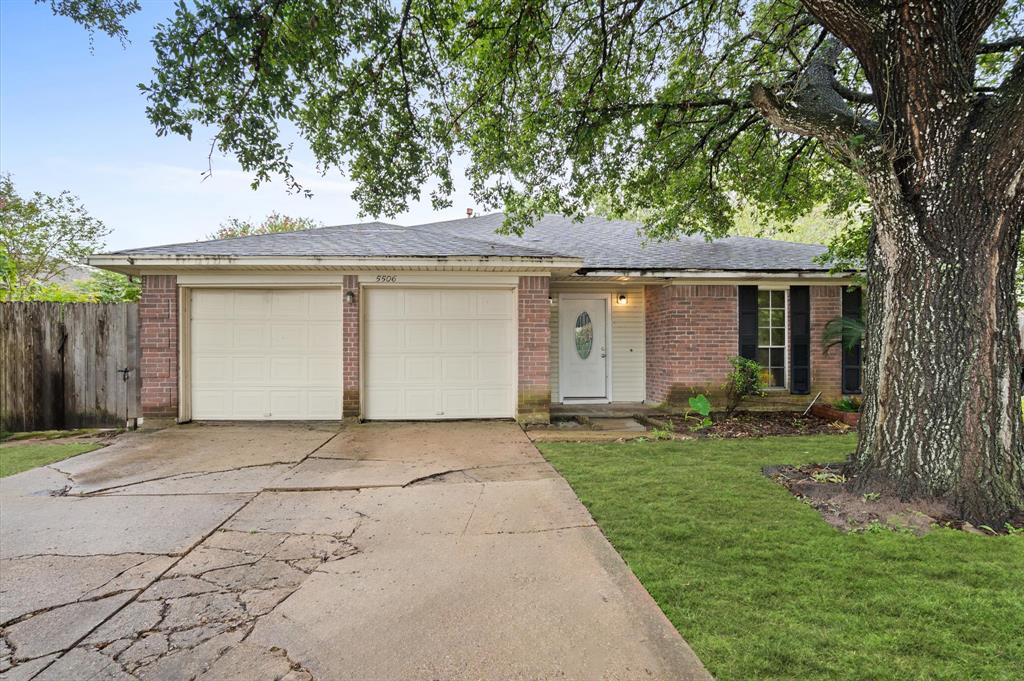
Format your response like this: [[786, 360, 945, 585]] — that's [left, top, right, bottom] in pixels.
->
[[0, 422, 711, 681]]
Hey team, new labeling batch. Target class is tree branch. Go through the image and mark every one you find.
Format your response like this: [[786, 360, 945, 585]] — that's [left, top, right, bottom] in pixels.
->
[[978, 36, 1024, 54]]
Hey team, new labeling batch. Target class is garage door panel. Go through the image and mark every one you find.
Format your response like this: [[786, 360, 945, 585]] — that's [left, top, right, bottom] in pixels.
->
[[441, 356, 475, 382], [306, 357, 342, 384], [233, 324, 269, 349], [191, 289, 342, 420], [308, 323, 342, 350], [364, 287, 514, 420], [439, 292, 475, 316], [477, 321, 514, 351], [232, 357, 269, 383], [191, 291, 231, 319], [441, 389, 474, 416], [403, 322, 437, 350], [270, 291, 310, 318], [270, 323, 308, 349], [366, 356, 403, 382], [477, 291, 514, 316], [403, 291, 438, 318], [269, 357, 305, 382], [477, 357, 512, 383], [233, 292, 271, 319], [231, 391, 268, 418], [307, 391, 343, 419], [439, 322, 476, 350], [477, 389, 512, 416], [305, 291, 342, 320], [404, 356, 437, 381]]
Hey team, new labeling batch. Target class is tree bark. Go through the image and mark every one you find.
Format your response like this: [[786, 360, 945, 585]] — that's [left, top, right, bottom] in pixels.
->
[[853, 159, 1024, 526]]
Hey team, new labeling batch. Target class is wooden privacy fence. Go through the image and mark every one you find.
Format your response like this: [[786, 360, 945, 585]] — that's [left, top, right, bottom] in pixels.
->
[[0, 302, 140, 432]]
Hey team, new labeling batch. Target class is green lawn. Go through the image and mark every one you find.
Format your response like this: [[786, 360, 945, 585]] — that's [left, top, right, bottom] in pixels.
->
[[540, 435, 1024, 681], [0, 441, 100, 477]]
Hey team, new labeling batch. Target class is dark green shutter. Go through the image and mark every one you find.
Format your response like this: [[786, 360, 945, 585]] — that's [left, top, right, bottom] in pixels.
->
[[789, 286, 810, 394], [738, 286, 758, 360], [842, 287, 863, 393]]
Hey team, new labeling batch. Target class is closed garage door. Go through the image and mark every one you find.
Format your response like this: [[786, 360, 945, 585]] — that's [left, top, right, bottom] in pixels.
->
[[364, 288, 515, 419], [190, 289, 342, 419]]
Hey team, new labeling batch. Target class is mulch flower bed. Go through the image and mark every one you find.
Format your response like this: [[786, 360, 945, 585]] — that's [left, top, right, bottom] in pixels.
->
[[665, 411, 853, 438], [765, 463, 1023, 535]]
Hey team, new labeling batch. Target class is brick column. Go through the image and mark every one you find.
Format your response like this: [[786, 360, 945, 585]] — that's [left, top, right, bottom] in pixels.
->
[[810, 286, 843, 399], [644, 284, 738, 405], [139, 275, 178, 419], [517, 276, 551, 424], [342, 275, 361, 418]]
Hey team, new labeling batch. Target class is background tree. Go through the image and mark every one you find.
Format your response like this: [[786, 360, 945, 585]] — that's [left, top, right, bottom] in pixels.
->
[[0, 174, 109, 298], [51, 0, 1024, 524], [209, 212, 321, 240]]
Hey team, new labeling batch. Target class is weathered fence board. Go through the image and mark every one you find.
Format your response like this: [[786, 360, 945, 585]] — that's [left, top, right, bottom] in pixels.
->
[[0, 302, 140, 432]]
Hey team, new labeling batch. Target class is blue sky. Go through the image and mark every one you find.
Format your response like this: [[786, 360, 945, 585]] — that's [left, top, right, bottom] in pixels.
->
[[0, 1, 475, 251]]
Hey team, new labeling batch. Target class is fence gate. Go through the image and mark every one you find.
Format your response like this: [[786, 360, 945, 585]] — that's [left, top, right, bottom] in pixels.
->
[[0, 302, 140, 432]]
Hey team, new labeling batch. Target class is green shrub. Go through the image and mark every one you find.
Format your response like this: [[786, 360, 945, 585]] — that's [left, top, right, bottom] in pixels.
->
[[724, 357, 764, 415], [833, 396, 861, 412]]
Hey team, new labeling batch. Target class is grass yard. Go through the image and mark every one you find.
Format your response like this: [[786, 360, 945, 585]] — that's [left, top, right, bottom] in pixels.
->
[[0, 441, 100, 477], [540, 434, 1024, 681]]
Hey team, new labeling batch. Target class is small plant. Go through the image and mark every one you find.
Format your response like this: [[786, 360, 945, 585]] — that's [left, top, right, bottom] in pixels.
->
[[810, 471, 847, 484], [834, 397, 862, 413], [648, 428, 674, 441], [862, 492, 881, 502], [723, 356, 765, 416], [683, 394, 713, 431], [979, 522, 1024, 536]]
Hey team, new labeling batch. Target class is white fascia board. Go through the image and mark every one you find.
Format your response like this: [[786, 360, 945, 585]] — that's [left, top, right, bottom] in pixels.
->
[[87, 254, 583, 275], [577, 270, 859, 284]]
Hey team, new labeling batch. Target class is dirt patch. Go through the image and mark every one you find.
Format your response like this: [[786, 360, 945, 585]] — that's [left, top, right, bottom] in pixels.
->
[[764, 463, 1021, 535], [665, 411, 852, 438]]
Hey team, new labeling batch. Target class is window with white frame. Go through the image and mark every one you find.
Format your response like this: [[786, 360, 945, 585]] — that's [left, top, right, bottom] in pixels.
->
[[757, 290, 786, 387]]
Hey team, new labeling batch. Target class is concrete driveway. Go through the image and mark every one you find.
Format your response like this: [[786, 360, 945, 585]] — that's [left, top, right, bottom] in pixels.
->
[[1, 422, 711, 681]]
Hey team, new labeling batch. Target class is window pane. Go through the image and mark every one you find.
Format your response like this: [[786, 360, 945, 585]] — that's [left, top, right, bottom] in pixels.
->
[[757, 348, 769, 366], [770, 367, 785, 387], [758, 290, 770, 307], [758, 327, 771, 345], [770, 347, 784, 367], [770, 309, 784, 328], [758, 308, 771, 327], [771, 290, 784, 307], [574, 312, 593, 359], [771, 328, 785, 346]]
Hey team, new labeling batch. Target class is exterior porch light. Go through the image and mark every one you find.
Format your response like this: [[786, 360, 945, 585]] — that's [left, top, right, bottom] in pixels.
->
[[344, 290, 356, 304], [617, 293, 628, 305]]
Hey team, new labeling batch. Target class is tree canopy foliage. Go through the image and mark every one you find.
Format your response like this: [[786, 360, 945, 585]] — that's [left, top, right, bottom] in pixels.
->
[[209, 212, 321, 240], [125, 0, 1020, 240], [0, 174, 110, 297]]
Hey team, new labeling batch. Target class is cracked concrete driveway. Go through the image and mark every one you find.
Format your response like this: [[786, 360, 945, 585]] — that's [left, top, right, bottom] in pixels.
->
[[1, 422, 711, 681]]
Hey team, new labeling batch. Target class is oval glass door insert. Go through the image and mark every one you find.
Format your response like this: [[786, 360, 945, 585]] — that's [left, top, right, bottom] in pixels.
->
[[574, 311, 593, 359]]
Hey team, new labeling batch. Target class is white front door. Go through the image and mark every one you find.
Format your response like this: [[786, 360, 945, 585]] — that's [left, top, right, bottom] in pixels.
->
[[560, 297, 608, 399]]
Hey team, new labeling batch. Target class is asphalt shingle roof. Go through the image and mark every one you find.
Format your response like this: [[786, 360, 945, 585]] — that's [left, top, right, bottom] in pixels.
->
[[110, 214, 830, 272]]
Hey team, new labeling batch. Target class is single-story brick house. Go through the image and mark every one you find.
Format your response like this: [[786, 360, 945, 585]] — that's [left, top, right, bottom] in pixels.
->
[[89, 213, 862, 424]]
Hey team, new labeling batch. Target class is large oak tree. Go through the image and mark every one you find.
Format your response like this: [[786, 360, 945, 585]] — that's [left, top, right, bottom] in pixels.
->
[[51, 0, 1024, 523]]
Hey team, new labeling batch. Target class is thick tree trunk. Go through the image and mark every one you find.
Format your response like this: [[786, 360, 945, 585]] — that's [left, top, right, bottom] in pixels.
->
[[854, 166, 1024, 526]]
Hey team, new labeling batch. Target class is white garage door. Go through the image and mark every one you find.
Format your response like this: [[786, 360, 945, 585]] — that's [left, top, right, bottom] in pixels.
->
[[190, 289, 342, 420], [364, 288, 515, 419]]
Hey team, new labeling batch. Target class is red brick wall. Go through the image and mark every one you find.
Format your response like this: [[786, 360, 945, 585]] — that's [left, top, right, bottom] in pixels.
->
[[518, 276, 551, 423], [810, 286, 843, 398], [342, 275, 361, 418], [645, 284, 738, 404], [140, 275, 178, 419]]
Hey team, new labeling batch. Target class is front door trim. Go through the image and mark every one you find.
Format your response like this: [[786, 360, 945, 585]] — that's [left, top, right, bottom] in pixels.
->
[[558, 292, 613, 403]]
